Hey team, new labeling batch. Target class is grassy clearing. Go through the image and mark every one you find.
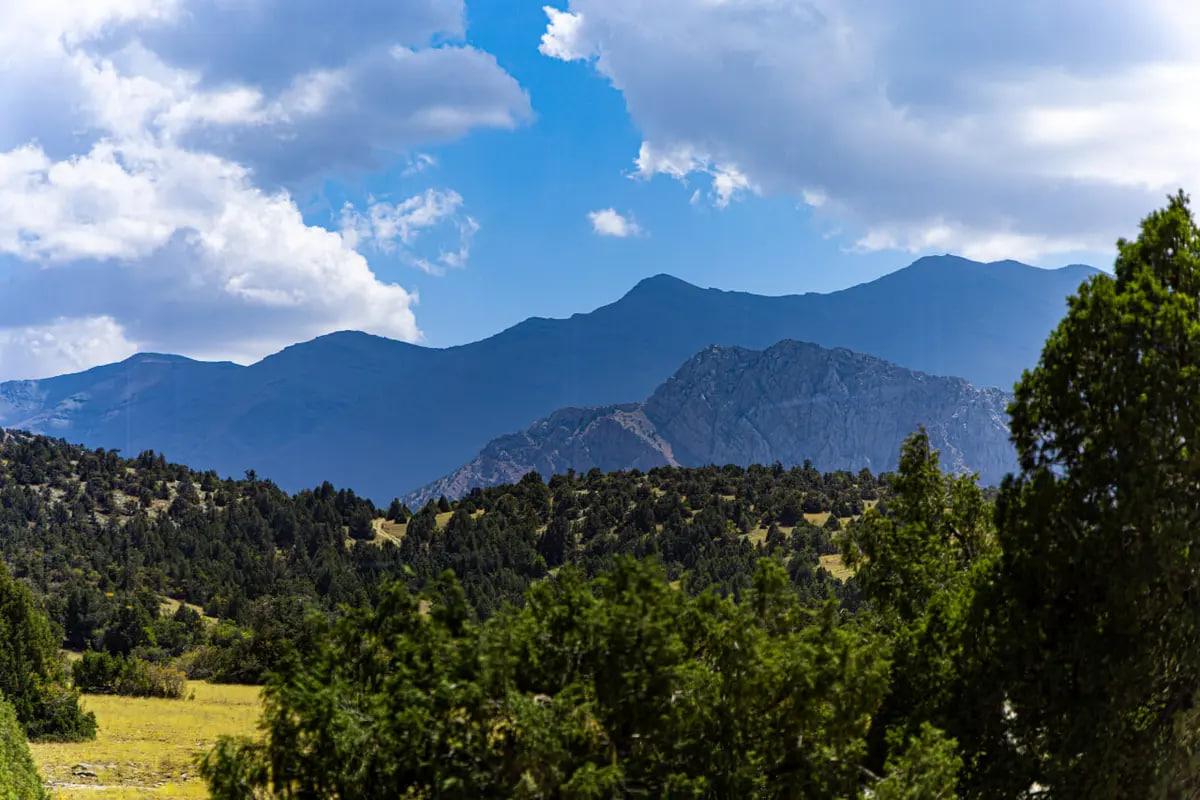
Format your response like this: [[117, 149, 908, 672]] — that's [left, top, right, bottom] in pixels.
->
[[31, 681, 261, 800], [819, 553, 854, 582], [374, 519, 407, 544], [745, 525, 796, 546], [157, 598, 218, 628]]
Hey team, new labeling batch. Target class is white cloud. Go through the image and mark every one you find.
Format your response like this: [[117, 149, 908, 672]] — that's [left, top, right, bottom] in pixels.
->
[[588, 208, 642, 238], [35, 0, 532, 187], [402, 153, 438, 176], [539, 7, 591, 61], [171, 45, 532, 184], [0, 316, 138, 381], [0, 0, 526, 379], [0, 140, 421, 374], [543, 0, 1200, 261], [632, 142, 756, 208], [340, 189, 478, 275]]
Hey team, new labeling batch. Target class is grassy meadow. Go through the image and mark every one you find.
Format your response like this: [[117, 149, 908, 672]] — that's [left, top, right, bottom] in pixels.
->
[[30, 681, 261, 799]]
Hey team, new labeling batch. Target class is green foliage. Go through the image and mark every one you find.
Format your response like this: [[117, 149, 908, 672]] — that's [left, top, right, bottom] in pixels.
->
[[843, 431, 999, 790], [872, 724, 962, 800], [71, 651, 186, 698], [0, 434, 880, 640], [0, 696, 46, 800], [0, 563, 95, 742], [844, 430, 993, 626], [994, 192, 1200, 797], [203, 559, 895, 799]]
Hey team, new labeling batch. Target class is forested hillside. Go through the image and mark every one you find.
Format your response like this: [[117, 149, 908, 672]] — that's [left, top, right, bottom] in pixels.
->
[[0, 428, 882, 654]]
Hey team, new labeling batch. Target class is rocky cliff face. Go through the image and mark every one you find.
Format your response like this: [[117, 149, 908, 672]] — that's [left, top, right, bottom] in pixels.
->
[[408, 340, 1015, 505], [413, 404, 678, 503]]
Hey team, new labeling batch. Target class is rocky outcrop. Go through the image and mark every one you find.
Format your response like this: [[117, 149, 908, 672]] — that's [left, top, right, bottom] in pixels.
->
[[410, 404, 679, 504], [407, 340, 1015, 505]]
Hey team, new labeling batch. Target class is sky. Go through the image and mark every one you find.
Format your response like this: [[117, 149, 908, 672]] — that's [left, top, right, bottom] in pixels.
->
[[1, 0, 1198, 380]]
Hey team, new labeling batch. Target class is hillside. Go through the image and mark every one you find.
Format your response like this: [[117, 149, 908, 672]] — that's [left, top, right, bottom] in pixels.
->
[[0, 428, 882, 626], [0, 256, 1092, 500], [409, 340, 1014, 504]]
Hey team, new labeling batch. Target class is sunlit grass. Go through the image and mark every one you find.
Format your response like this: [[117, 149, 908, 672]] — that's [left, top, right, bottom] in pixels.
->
[[30, 681, 261, 800], [819, 553, 854, 581]]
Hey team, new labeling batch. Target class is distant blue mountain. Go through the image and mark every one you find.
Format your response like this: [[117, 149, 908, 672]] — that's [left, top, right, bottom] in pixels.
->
[[0, 255, 1098, 500], [408, 340, 1018, 507]]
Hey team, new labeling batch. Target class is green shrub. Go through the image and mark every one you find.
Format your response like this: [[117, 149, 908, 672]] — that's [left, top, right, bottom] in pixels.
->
[[0, 564, 95, 741], [71, 651, 123, 693], [0, 695, 45, 800], [72, 651, 186, 699]]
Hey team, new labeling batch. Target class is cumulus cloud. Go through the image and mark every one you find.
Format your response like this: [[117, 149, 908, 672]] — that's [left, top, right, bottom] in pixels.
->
[[539, 7, 591, 61], [633, 143, 755, 209], [0, 316, 138, 381], [542, 0, 1200, 260], [588, 208, 642, 238], [0, 140, 420, 367], [0, 0, 526, 379], [170, 44, 531, 185], [0, 1, 531, 185]]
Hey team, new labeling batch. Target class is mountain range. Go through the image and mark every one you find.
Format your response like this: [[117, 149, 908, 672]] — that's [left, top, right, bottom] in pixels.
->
[[407, 340, 1016, 505], [0, 255, 1096, 500]]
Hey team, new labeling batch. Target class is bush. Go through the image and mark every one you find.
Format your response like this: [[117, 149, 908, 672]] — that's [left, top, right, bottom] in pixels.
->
[[203, 561, 897, 799], [72, 651, 186, 699], [0, 696, 46, 799], [71, 651, 123, 693]]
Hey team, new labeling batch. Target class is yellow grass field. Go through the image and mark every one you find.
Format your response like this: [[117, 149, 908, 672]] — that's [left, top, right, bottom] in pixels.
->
[[30, 682, 261, 800], [819, 553, 854, 581]]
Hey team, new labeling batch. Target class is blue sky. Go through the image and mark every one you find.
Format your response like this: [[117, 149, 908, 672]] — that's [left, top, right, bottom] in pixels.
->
[[313, 1, 908, 346], [0, 0, 1197, 379]]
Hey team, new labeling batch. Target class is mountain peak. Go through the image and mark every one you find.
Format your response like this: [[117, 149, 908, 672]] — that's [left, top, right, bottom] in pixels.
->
[[623, 273, 700, 299], [120, 352, 202, 366]]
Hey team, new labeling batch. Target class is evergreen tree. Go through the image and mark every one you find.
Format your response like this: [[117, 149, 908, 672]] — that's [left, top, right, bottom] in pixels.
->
[[0, 564, 95, 741], [995, 192, 1200, 797]]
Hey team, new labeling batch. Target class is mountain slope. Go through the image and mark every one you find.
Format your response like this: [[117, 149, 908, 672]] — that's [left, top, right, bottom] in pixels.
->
[[0, 256, 1087, 500], [409, 340, 1015, 504]]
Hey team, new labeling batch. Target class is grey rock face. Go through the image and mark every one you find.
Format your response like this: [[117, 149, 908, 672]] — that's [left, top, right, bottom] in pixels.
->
[[408, 340, 1015, 505]]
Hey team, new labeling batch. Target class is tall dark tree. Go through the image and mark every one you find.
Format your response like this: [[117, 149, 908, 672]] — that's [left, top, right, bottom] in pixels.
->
[[995, 192, 1200, 797]]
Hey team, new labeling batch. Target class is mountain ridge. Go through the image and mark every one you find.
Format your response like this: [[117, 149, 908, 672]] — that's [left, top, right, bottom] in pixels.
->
[[407, 339, 1015, 506], [0, 256, 1093, 500]]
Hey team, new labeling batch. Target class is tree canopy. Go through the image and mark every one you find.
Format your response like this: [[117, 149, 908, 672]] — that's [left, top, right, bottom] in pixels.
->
[[989, 192, 1200, 797]]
